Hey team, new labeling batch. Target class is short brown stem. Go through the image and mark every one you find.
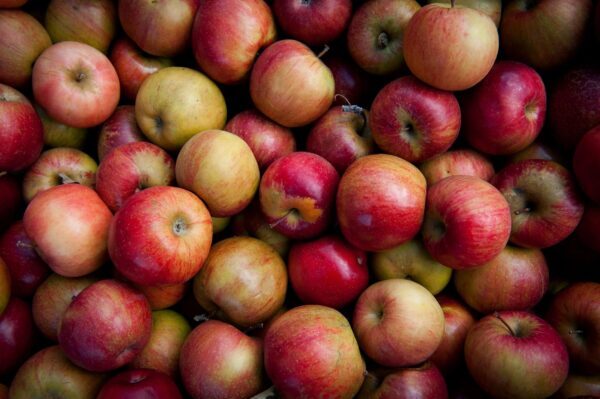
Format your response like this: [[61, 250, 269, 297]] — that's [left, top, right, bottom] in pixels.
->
[[494, 312, 516, 336], [58, 173, 77, 185], [317, 44, 330, 59], [0, 171, 6, 177]]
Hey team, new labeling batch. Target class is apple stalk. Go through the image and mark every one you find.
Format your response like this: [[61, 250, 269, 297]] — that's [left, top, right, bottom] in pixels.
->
[[494, 311, 516, 336]]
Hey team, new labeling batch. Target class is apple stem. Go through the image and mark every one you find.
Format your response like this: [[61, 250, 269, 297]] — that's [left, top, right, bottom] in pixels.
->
[[192, 313, 212, 323], [335, 94, 352, 107], [250, 386, 277, 399], [494, 312, 516, 336], [513, 207, 531, 216], [0, 171, 6, 178], [268, 208, 297, 229], [16, 240, 34, 249], [569, 329, 584, 335], [243, 322, 265, 334], [317, 44, 330, 59], [58, 173, 77, 185]]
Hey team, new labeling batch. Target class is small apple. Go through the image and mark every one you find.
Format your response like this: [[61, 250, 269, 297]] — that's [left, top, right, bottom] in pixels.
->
[[0, 297, 34, 375], [97, 105, 145, 161], [419, 148, 495, 186], [97, 369, 183, 399], [35, 104, 88, 149]]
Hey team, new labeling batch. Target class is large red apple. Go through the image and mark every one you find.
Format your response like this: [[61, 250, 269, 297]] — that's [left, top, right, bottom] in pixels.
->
[[419, 148, 495, 186], [97, 105, 145, 161], [97, 369, 182, 399], [573, 125, 600, 205], [0, 297, 34, 375]]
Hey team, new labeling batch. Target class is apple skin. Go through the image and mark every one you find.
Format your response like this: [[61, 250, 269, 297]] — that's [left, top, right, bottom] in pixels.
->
[[35, 104, 88, 149], [404, 2, 498, 91], [492, 159, 584, 249], [32, 41, 120, 129], [545, 282, 600, 375], [0, 384, 6, 399], [464, 311, 569, 399], [97, 368, 183, 399], [461, 60, 547, 156], [556, 373, 600, 398], [0, 257, 8, 315], [421, 175, 511, 269], [0, 9, 52, 88], [264, 305, 365, 399], [0, 297, 34, 375], [323, 54, 373, 107], [573, 125, 600, 205], [97, 105, 145, 161], [259, 151, 340, 240], [250, 39, 334, 128], [0, 0, 28, 8], [425, 0, 501, 26], [108, 186, 213, 286], [192, 0, 276, 85], [288, 235, 369, 309], [132, 282, 187, 311], [575, 205, 600, 253], [0, 174, 23, 232], [419, 148, 495, 186], [0, 84, 44, 173], [346, 0, 420, 75], [337, 154, 427, 252], [370, 75, 461, 163], [507, 139, 564, 165]]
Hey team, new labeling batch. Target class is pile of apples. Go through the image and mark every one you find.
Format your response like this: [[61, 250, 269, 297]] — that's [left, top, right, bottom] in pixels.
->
[[1, 0, 599, 398]]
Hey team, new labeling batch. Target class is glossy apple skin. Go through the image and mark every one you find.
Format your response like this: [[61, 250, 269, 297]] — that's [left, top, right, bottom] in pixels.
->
[[492, 159, 584, 249], [97, 368, 182, 399], [0, 257, 8, 315], [0, 84, 44, 173], [259, 151, 339, 240], [403, 3, 498, 91], [573, 125, 600, 205], [265, 305, 365, 399], [58, 279, 152, 372], [576, 205, 600, 253], [133, 282, 187, 311], [462, 60, 546, 156], [97, 105, 145, 161], [35, 104, 88, 149], [0, 10, 52, 88], [288, 235, 369, 309], [370, 75, 461, 163], [337, 154, 426, 252], [465, 311, 569, 399], [323, 54, 372, 107], [546, 282, 600, 375], [419, 148, 494, 186], [0, 174, 23, 232], [0, 297, 34, 375], [109, 186, 212, 286], [192, 0, 276, 85], [346, 0, 420, 75], [180, 320, 264, 399], [422, 175, 511, 269], [250, 39, 334, 128], [556, 373, 600, 398]]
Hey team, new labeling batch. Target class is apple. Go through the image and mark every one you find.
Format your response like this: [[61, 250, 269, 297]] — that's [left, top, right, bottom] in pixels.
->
[[464, 311, 569, 399], [132, 282, 187, 311], [576, 205, 600, 253], [0, 9, 51, 88], [259, 151, 339, 240], [288, 235, 369, 309], [192, 0, 276, 85], [0, 84, 44, 173], [135, 66, 227, 151], [419, 148, 495, 186], [323, 53, 373, 107], [0, 0, 28, 7], [346, 0, 420, 75], [97, 105, 145, 161], [507, 139, 564, 165], [500, 0, 593, 71], [0, 297, 34, 375], [573, 125, 600, 205], [35, 104, 88, 149], [264, 305, 365, 398], [370, 75, 461, 163], [32, 41, 120, 129], [97, 369, 182, 399], [556, 373, 600, 399], [193, 236, 287, 327], [461, 60, 546, 155], [492, 159, 584, 249], [0, 257, 9, 315], [0, 173, 23, 230], [425, 0, 501, 26], [403, 1, 499, 91], [250, 39, 334, 128], [109, 186, 212, 286], [421, 175, 511, 269]]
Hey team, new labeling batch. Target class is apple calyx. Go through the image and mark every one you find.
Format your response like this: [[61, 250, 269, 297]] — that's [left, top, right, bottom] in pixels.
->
[[377, 32, 389, 50], [172, 217, 187, 236], [494, 312, 517, 337], [57, 173, 77, 185]]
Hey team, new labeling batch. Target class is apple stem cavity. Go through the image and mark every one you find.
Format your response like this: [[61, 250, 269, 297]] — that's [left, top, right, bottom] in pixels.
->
[[269, 208, 298, 229], [250, 386, 277, 399], [494, 312, 517, 337], [317, 44, 330, 59], [57, 173, 77, 185], [172, 217, 187, 236]]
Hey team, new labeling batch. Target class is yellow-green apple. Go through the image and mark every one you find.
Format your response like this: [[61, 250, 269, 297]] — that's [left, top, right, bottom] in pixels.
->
[[546, 282, 600, 375], [224, 109, 296, 171], [492, 159, 584, 248], [264, 305, 365, 398], [323, 54, 373, 107], [97, 369, 182, 399], [306, 105, 375, 173], [454, 245, 549, 313], [574, 125, 600, 204], [346, 0, 420, 75], [353, 279, 444, 367], [273, 0, 352, 46], [97, 105, 145, 161], [0, 174, 22, 230], [500, 0, 593, 71], [419, 148, 495, 186], [0, 221, 49, 297], [288, 235, 369, 309], [192, 0, 276, 85], [96, 141, 175, 212], [44, 0, 117, 53], [464, 311, 569, 399], [8, 345, 106, 399], [109, 37, 173, 101], [108, 186, 212, 286], [193, 236, 287, 327], [32, 273, 97, 341], [176, 129, 259, 217], [32, 41, 120, 128], [556, 373, 600, 398], [130, 309, 191, 377], [35, 105, 87, 149], [259, 151, 339, 239], [23, 184, 112, 277], [337, 154, 426, 252], [0, 257, 8, 315], [462, 60, 547, 156], [0, 84, 44, 173], [0, 297, 34, 375], [422, 175, 511, 269], [403, 1, 498, 91], [0, 9, 51, 88], [425, 0, 501, 26], [370, 75, 461, 163], [118, 0, 198, 57], [23, 147, 98, 202], [371, 239, 452, 295], [132, 282, 187, 311], [180, 320, 264, 399], [135, 67, 227, 151], [576, 205, 600, 252], [507, 139, 564, 165], [250, 39, 334, 127], [58, 279, 152, 372]]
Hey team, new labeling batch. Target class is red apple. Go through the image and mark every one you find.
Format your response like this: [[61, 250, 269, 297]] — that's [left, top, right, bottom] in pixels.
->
[[575, 205, 600, 253], [0, 297, 34, 375], [0, 0, 28, 7], [133, 282, 187, 311], [97, 105, 145, 161], [573, 125, 600, 204], [419, 148, 495, 186], [0, 257, 8, 315], [97, 369, 182, 399], [323, 53, 373, 107], [35, 104, 88, 149], [0, 173, 23, 230]]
